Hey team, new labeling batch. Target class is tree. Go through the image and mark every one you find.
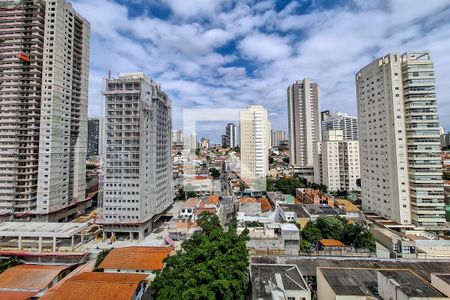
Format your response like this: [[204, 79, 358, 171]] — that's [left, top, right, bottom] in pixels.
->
[[152, 212, 250, 300], [342, 223, 375, 252], [196, 211, 221, 235], [269, 157, 274, 164], [94, 248, 113, 272], [301, 222, 323, 244], [299, 239, 312, 253], [282, 157, 289, 164], [315, 216, 344, 240], [209, 168, 221, 179], [336, 189, 348, 198], [0, 257, 22, 274]]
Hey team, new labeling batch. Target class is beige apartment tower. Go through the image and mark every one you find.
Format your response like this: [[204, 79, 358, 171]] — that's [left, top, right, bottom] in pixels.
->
[[356, 52, 446, 229], [240, 105, 271, 188], [0, 0, 90, 220], [287, 79, 321, 181]]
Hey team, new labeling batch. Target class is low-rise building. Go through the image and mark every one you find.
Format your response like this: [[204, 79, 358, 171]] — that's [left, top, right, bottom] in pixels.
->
[[302, 204, 345, 221], [318, 239, 346, 251], [296, 189, 334, 207], [279, 204, 310, 229], [317, 267, 447, 300], [237, 197, 280, 224], [178, 198, 201, 219], [98, 246, 173, 279], [334, 199, 361, 219], [431, 274, 450, 298], [372, 226, 450, 259], [249, 264, 311, 300], [238, 223, 300, 255]]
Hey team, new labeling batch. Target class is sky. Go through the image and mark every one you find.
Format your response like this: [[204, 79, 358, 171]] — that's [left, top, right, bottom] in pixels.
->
[[71, 0, 450, 143]]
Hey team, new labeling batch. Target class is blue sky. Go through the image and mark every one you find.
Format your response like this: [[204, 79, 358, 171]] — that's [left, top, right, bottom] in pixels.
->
[[72, 0, 450, 143]]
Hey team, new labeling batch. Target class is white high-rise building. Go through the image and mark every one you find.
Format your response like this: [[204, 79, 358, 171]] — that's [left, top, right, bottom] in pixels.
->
[[102, 73, 172, 240], [356, 52, 445, 229], [313, 130, 360, 192], [287, 79, 321, 181], [225, 123, 238, 148], [0, 0, 90, 220], [321, 111, 358, 141], [271, 130, 286, 148], [240, 105, 271, 186]]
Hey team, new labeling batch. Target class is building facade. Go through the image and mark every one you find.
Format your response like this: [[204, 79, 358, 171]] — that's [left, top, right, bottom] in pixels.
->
[[287, 79, 321, 181], [102, 73, 172, 239], [87, 119, 100, 157], [225, 123, 238, 148], [172, 130, 183, 146], [321, 111, 358, 141], [356, 52, 445, 228], [271, 130, 285, 148], [240, 105, 271, 186], [0, 0, 90, 219], [314, 130, 360, 192]]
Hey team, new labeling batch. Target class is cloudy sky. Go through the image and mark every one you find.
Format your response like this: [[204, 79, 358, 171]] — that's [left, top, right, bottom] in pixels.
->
[[72, 0, 450, 143]]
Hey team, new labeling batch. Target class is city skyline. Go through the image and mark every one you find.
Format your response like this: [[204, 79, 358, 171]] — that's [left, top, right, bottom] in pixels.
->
[[71, 0, 450, 138]]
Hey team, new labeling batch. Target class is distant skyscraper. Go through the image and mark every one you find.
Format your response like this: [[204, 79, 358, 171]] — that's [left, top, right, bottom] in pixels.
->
[[102, 73, 172, 239], [200, 138, 210, 149], [88, 119, 100, 157], [225, 123, 238, 148], [313, 130, 360, 192], [287, 79, 321, 181], [356, 52, 445, 228], [189, 132, 197, 150], [321, 111, 358, 141], [271, 130, 285, 147], [0, 0, 90, 219], [172, 130, 183, 146], [240, 105, 271, 185], [221, 134, 229, 148]]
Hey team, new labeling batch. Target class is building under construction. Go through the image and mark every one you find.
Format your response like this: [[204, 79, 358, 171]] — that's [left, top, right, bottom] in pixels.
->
[[0, 0, 90, 221]]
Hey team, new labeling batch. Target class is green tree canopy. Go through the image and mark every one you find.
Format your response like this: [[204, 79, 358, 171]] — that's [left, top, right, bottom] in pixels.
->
[[315, 216, 344, 240], [152, 212, 250, 300], [301, 222, 323, 244]]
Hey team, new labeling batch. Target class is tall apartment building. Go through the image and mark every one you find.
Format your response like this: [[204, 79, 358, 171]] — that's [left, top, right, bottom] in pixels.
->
[[313, 130, 360, 192], [172, 130, 183, 144], [321, 111, 358, 141], [240, 105, 271, 187], [0, 0, 90, 220], [102, 73, 172, 240], [356, 52, 445, 229], [271, 129, 285, 148], [225, 122, 237, 148], [87, 119, 100, 157], [287, 79, 321, 181]]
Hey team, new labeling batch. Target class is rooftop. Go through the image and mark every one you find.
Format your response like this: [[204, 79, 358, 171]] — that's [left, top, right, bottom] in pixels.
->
[[303, 204, 344, 216], [0, 222, 88, 238], [0, 264, 71, 291], [98, 246, 172, 271], [206, 195, 219, 205], [252, 256, 450, 282], [279, 204, 309, 218], [320, 268, 445, 298], [41, 272, 147, 300], [335, 199, 360, 213], [180, 198, 201, 209], [320, 239, 346, 247], [250, 264, 309, 300], [239, 197, 272, 211]]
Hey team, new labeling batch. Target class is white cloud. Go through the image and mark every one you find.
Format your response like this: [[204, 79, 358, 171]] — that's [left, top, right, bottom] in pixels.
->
[[238, 32, 292, 61], [70, 0, 450, 137]]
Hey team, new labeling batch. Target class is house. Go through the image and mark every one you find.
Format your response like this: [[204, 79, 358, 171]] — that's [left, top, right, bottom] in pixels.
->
[[249, 264, 311, 300], [41, 272, 148, 300], [318, 239, 346, 251], [237, 197, 280, 224], [279, 204, 310, 229], [317, 267, 447, 300], [178, 198, 201, 219], [302, 204, 345, 221], [334, 199, 361, 219], [98, 246, 173, 279], [0, 264, 74, 299]]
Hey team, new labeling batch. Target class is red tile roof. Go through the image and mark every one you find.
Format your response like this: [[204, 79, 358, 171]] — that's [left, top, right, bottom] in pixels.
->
[[0, 264, 70, 291], [239, 197, 272, 211], [320, 239, 346, 247], [0, 291, 36, 300], [41, 272, 147, 300], [207, 195, 219, 205], [98, 246, 172, 271], [181, 198, 201, 209]]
